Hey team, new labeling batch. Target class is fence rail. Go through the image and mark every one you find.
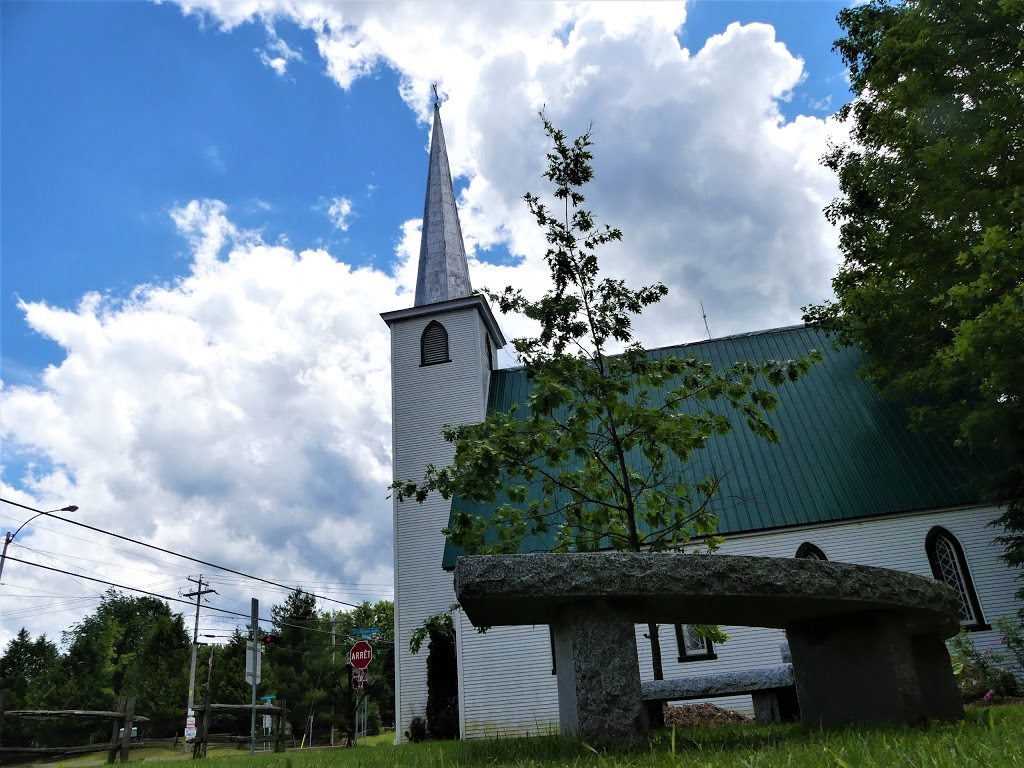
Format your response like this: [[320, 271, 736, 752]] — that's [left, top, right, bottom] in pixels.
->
[[0, 693, 142, 765]]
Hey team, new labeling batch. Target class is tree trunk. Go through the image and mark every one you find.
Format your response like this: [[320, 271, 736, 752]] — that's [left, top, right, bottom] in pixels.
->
[[647, 623, 664, 680], [646, 623, 665, 729]]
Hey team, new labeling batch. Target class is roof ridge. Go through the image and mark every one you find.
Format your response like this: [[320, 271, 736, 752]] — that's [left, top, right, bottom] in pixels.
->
[[494, 324, 819, 372]]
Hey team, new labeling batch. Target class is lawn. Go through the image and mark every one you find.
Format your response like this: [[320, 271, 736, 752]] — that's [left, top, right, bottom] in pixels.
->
[[100, 705, 1024, 768]]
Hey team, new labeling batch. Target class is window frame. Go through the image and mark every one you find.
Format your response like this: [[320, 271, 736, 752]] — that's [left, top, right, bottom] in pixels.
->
[[674, 623, 717, 663], [795, 542, 828, 561], [925, 526, 989, 631], [420, 320, 451, 367]]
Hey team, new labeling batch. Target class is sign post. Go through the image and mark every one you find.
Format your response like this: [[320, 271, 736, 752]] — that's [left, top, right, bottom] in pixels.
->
[[349, 641, 372, 746]]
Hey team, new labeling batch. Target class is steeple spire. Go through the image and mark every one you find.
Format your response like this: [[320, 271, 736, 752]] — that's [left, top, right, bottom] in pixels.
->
[[414, 101, 472, 306]]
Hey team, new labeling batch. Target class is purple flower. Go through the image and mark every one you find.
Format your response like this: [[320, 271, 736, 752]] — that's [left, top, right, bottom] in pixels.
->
[[983, 689, 995, 703]]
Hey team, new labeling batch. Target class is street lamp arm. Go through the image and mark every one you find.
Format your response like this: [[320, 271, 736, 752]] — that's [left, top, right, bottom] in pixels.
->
[[0, 504, 78, 584], [10, 505, 79, 540]]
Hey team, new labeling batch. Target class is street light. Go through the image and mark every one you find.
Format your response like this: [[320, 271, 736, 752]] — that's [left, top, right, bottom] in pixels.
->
[[0, 504, 79, 582]]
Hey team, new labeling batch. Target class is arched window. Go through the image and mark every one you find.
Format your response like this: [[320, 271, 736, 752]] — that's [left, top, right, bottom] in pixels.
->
[[421, 321, 450, 366], [925, 527, 987, 630], [796, 542, 827, 561]]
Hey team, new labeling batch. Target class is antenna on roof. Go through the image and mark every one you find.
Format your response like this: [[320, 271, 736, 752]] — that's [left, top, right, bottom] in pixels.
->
[[432, 82, 442, 109], [700, 301, 712, 340]]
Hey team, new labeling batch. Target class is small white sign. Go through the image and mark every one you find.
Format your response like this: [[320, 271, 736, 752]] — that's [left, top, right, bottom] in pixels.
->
[[245, 640, 262, 684], [186, 716, 196, 727], [185, 726, 197, 741]]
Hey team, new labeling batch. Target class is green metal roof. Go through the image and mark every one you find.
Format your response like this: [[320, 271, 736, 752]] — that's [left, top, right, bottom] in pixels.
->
[[442, 325, 980, 569]]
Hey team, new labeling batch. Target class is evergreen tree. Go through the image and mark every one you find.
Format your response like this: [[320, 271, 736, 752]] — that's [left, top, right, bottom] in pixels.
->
[[0, 629, 62, 746]]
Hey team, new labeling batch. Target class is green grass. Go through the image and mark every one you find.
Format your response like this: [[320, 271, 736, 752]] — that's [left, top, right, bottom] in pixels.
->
[[53, 706, 1024, 768]]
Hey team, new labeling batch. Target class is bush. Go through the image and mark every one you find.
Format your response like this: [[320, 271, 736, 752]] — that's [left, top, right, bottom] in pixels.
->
[[406, 716, 427, 743], [426, 628, 459, 740], [996, 616, 1024, 676], [948, 630, 1021, 702]]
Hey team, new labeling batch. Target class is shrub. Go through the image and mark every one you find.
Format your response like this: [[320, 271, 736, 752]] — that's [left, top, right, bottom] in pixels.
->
[[406, 716, 427, 743], [995, 616, 1024, 677], [948, 630, 1021, 702]]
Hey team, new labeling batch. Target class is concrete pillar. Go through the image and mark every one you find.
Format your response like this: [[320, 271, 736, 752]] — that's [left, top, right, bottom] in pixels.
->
[[786, 610, 927, 727], [551, 601, 647, 749], [911, 634, 964, 721]]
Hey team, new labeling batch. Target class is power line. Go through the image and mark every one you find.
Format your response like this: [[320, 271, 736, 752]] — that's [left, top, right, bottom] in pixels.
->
[[4, 556, 369, 640], [1, 497, 362, 608]]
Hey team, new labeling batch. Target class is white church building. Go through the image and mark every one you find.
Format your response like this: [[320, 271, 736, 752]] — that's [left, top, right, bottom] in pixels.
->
[[382, 105, 1020, 741]]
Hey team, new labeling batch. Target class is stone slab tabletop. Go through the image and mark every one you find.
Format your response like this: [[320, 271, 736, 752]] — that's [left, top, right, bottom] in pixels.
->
[[453, 552, 960, 638]]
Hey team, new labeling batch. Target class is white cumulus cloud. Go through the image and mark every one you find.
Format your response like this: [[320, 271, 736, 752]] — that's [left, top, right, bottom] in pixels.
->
[[3, 1, 852, 643], [324, 196, 354, 232], [1, 201, 404, 644]]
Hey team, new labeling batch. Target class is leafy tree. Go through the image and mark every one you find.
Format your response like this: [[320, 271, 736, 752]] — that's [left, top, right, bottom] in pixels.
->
[[423, 615, 458, 740], [394, 116, 820, 679], [59, 591, 190, 738], [330, 600, 395, 730], [803, 0, 1024, 594], [0, 629, 62, 746]]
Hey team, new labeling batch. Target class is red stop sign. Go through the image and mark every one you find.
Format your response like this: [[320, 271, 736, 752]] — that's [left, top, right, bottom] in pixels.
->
[[350, 640, 373, 669]]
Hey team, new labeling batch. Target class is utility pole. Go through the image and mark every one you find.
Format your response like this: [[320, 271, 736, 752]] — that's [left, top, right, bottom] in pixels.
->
[[250, 598, 259, 755], [330, 622, 336, 747], [184, 575, 216, 719]]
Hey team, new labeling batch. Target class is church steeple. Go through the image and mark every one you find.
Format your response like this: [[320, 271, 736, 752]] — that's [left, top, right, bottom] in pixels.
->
[[414, 102, 472, 306]]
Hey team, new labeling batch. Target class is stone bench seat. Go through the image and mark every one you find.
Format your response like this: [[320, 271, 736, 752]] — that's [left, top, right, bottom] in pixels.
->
[[642, 665, 797, 725], [454, 552, 964, 748]]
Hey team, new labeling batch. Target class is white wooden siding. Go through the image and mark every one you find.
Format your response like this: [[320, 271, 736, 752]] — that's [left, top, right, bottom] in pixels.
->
[[456, 505, 1020, 732], [391, 307, 491, 741]]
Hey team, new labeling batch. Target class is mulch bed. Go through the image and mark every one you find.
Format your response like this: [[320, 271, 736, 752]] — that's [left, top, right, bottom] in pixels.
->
[[662, 702, 752, 728]]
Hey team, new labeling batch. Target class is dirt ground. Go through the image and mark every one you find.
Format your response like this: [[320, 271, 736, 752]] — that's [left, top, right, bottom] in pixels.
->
[[662, 703, 752, 728]]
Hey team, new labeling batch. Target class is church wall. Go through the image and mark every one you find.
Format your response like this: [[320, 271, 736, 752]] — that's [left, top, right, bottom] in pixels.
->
[[456, 503, 1020, 733], [391, 306, 489, 741]]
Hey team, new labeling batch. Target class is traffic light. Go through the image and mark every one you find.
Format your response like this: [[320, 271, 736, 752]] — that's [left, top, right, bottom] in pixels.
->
[[262, 633, 281, 645]]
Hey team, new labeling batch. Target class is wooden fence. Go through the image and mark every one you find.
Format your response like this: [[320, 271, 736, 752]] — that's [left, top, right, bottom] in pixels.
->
[[189, 697, 288, 757], [0, 693, 146, 765]]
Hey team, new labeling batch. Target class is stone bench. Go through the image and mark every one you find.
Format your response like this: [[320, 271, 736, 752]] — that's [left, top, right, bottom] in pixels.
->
[[642, 664, 797, 725], [454, 552, 963, 749]]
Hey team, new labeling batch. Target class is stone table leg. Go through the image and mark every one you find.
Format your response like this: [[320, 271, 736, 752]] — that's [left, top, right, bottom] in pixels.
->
[[912, 634, 964, 721], [786, 610, 927, 727], [551, 601, 647, 749]]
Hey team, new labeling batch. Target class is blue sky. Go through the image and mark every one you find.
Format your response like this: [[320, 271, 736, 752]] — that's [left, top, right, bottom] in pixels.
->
[[3, 0, 849, 381], [1, 0, 854, 643]]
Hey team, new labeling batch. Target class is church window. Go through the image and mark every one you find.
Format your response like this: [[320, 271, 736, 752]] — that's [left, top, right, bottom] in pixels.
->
[[925, 527, 987, 629], [421, 321, 450, 366], [796, 542, 827, 560], [674, 624, 717, 662]]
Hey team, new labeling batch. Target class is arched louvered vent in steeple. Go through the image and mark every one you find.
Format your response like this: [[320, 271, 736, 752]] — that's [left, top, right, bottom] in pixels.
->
[[421, 320, 450, 366]]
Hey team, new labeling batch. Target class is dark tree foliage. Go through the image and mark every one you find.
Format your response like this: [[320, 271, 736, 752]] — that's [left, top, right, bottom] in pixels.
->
[[57, 591, 189, 740], [0, 629, 62, 746], [803, 0, 1024, 595], [330, 600, 395, 731], [424, 617, 459, 740], [205, 628, 253, 734], [265, 588, 325, 740]]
